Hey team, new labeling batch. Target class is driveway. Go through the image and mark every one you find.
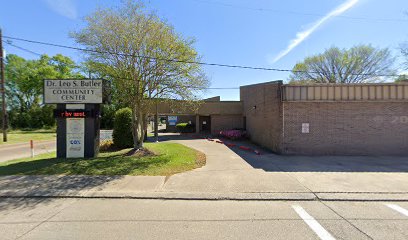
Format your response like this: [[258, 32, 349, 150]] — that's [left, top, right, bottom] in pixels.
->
[[250, 154, 408, 194], [163, 136, 308, 193], [160, 134, 408, 199]]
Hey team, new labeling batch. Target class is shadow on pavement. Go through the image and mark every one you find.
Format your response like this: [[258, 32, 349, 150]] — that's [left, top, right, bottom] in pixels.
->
[[162, 132, 408, 173], [0, 197, 54, 212], [224, 140, 408, 173], [0, 175, 124, 211]]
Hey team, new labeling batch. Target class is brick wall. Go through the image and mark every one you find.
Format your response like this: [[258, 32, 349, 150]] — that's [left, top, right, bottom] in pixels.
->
[[211, 115, 244, 135], [240, 81, 284, 153], [283, 102, 408, 155]]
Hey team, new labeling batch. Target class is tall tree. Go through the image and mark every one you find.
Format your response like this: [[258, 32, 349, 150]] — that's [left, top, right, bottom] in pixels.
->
[[395, 74, 408, 82], [401, 42, 408, 70], [289, 45, 396, 84], [71, 1, 209, 149], [5, 54, 82, 112]]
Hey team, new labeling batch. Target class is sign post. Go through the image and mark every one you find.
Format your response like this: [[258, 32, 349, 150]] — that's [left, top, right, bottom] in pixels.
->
[[44, 79, 105, 158]]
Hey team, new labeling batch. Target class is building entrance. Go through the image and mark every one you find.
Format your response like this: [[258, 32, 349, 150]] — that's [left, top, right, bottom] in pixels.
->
[[200, 116, 211, 133]]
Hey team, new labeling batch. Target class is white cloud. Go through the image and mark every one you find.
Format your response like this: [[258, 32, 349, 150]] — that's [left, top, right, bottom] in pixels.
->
[[271, 0, 360, 63], [44, 0, 77, 19]]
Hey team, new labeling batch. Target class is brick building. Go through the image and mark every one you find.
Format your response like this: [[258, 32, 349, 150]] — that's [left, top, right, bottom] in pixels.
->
[[156, 81, 408, 156]]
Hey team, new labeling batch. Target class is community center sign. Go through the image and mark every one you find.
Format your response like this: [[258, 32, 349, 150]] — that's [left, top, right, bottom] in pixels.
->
[[44, 79, 106, 159], [44, 79, 103, 104]]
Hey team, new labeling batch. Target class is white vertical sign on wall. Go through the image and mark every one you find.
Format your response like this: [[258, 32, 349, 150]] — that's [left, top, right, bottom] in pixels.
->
[[66, 104, 85, 158], [302, 123, 310, 133]]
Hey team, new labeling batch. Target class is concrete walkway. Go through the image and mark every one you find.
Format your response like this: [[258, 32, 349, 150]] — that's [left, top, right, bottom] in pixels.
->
[[1, 136, 408, 201], [163, 138, 310, 194]]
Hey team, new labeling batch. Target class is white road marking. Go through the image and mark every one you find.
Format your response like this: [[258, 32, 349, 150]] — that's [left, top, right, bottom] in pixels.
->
[[385, 204, 408, 217], [292, 205, 336, 240]]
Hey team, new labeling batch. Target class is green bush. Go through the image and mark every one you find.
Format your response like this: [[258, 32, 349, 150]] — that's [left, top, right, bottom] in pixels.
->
[[176, 122, 195, 133], [112, 108, 133, 148]]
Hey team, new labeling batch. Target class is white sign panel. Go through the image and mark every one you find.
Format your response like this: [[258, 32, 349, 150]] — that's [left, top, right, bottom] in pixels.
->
[[66, 118, 85, 158], [44, 79, 103, 104], [302, 123, 310, 133]]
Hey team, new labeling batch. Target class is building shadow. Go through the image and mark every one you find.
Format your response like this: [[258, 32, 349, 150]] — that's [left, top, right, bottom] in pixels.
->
[[219, 138, 408, 173]]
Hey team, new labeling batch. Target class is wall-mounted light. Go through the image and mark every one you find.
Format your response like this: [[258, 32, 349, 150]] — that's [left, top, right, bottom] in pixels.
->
[[253, 105, 257, 110]]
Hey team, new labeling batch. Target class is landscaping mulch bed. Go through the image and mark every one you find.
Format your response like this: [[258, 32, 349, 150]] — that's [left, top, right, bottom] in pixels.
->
[[125, 148, 155, 157]]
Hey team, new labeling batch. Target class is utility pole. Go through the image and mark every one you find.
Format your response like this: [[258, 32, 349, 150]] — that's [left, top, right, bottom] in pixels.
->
[[0, 29, 7, 142]]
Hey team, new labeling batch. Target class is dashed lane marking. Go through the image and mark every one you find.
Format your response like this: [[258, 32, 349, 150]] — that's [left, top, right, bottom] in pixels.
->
[[385, 204, 408, 217], [292, 205, 336, 240]]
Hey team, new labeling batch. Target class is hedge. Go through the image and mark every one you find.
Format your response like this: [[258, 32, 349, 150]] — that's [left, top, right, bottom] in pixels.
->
[[112, 108, 133, 148], [176, 122, 195, 133]]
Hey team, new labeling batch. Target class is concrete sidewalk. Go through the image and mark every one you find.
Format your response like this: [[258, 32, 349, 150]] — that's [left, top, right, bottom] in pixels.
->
[[1, 137, 408, 201]]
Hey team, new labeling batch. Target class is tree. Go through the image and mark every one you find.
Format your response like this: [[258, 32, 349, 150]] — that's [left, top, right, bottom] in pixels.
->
[[5, 54, 83, 112], [5, 54, 83, 129], [289, 45, 396, 84], [401, 42, 408, 70], [395, 74, 408, 83], [71, 1, 209, 149]]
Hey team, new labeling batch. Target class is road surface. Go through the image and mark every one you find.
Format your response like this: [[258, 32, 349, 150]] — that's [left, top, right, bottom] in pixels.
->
[[0, 198, 407, 240], [0, 141, 55, 163], [0, 130, 113, 163]]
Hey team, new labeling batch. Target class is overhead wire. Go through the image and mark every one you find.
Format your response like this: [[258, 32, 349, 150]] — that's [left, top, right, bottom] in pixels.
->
[[3, 35, 400, 78], [3, 40, 42, 56], [189, 0, 408, 23], [3, 40, 240, 90]]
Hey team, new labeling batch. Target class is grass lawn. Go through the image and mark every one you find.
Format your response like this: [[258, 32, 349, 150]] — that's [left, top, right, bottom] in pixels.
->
[[0, 129, 56, 145], [0, 142, 205, 176]]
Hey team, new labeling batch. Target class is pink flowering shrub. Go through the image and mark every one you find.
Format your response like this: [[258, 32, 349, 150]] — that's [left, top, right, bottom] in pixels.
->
[[219, 130, 246, 140]]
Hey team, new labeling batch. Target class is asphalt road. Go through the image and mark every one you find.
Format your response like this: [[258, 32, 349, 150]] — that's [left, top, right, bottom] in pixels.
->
[[0, 141, 56, 163], [0, 130, 113, 163], [1, 198, 407, 240]]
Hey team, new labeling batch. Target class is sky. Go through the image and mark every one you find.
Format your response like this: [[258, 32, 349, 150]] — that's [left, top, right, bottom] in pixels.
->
[[1, 0, 408, 100]]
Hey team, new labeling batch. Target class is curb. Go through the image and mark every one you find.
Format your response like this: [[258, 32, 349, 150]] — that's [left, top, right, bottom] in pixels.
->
[[0, 191, 315, 201], [1, 191, 408, 201], [316, 192, 408, 202]]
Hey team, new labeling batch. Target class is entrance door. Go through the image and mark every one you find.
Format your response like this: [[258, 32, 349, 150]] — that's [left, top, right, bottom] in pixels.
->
[[200, 116, 211, 133]]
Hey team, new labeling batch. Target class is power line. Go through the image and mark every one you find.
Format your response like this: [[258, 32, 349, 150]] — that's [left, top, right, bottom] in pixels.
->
[[3, 40, 42, 56], [2, 41, 239, 90], [2, 35, 401, 78], [3, 35, 300, 73], [189, 0, 408, 23]]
